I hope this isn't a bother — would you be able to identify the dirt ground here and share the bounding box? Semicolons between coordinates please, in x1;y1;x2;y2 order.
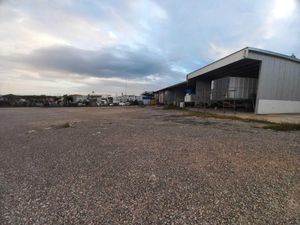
0;107;299;224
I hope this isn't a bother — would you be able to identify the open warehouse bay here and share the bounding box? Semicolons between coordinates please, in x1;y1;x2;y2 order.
0;107;299;224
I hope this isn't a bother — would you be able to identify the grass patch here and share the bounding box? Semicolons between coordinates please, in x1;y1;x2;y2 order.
185;111;273;124
262;123;300;131
162;107;300;131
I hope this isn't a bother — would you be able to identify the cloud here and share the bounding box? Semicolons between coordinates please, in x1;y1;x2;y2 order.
0;0;299;95
207;43;240;60
6;44;183;80
0;44;185;95
259;0;298;40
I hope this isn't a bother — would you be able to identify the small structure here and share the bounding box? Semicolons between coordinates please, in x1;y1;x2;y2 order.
141;91;155;105
208;77;258;111
211;77;257;101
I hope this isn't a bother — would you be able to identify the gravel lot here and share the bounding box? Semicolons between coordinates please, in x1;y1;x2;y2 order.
0;107;299;224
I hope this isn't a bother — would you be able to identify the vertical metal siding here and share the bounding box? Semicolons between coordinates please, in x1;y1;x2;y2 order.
158;91;164;104
211;77;257;100
195;80;211;103
163;89;185;105
248;52;300;101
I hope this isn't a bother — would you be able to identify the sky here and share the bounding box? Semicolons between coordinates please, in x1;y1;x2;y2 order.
0;0;299;96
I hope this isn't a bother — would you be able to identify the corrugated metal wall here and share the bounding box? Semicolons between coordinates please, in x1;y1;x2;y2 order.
211;77;257;101
162;89;185;105
164;90;173;105
158;91;164;104
173;89;185;106
248;52;300;101
211;77;229;101
195;80;211;104
228;77;257;99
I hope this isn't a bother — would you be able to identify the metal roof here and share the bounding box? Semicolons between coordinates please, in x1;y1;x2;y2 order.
187;47;300;80
155;81;187;92
248;47;300;63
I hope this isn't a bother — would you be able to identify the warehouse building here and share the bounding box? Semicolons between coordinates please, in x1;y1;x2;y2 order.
155;81;188;106
188;47;300;114
156;47;300;114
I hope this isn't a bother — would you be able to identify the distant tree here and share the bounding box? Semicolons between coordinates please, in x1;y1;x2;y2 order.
62;95;73;106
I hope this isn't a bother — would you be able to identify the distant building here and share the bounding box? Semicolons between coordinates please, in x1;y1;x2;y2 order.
70;94;88;103
88;94;102;102
114;95;142;103
141;91;156;105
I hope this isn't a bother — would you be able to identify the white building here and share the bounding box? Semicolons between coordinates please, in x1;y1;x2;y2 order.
114;95;142;103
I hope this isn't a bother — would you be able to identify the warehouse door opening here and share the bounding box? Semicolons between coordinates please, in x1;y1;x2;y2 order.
188;59;261;112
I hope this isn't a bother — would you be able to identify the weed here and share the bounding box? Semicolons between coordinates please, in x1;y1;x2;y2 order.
161;107;300;131
54;122;73;129
262;123;300;131
182;111;272;124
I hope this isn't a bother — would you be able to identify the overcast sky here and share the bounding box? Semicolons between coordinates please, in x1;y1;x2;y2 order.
0;0;299;95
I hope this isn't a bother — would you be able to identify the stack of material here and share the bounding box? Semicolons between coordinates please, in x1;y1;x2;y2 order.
211;77;258;101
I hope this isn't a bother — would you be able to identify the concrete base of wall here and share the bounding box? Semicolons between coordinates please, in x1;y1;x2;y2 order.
257;99;300;114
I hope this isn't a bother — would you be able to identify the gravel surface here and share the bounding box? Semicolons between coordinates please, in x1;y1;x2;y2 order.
0;107;299;224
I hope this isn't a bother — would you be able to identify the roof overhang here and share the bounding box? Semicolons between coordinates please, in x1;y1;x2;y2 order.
187;48;248;80
187;47;300;80
155;81;187;92
247;47;300;63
